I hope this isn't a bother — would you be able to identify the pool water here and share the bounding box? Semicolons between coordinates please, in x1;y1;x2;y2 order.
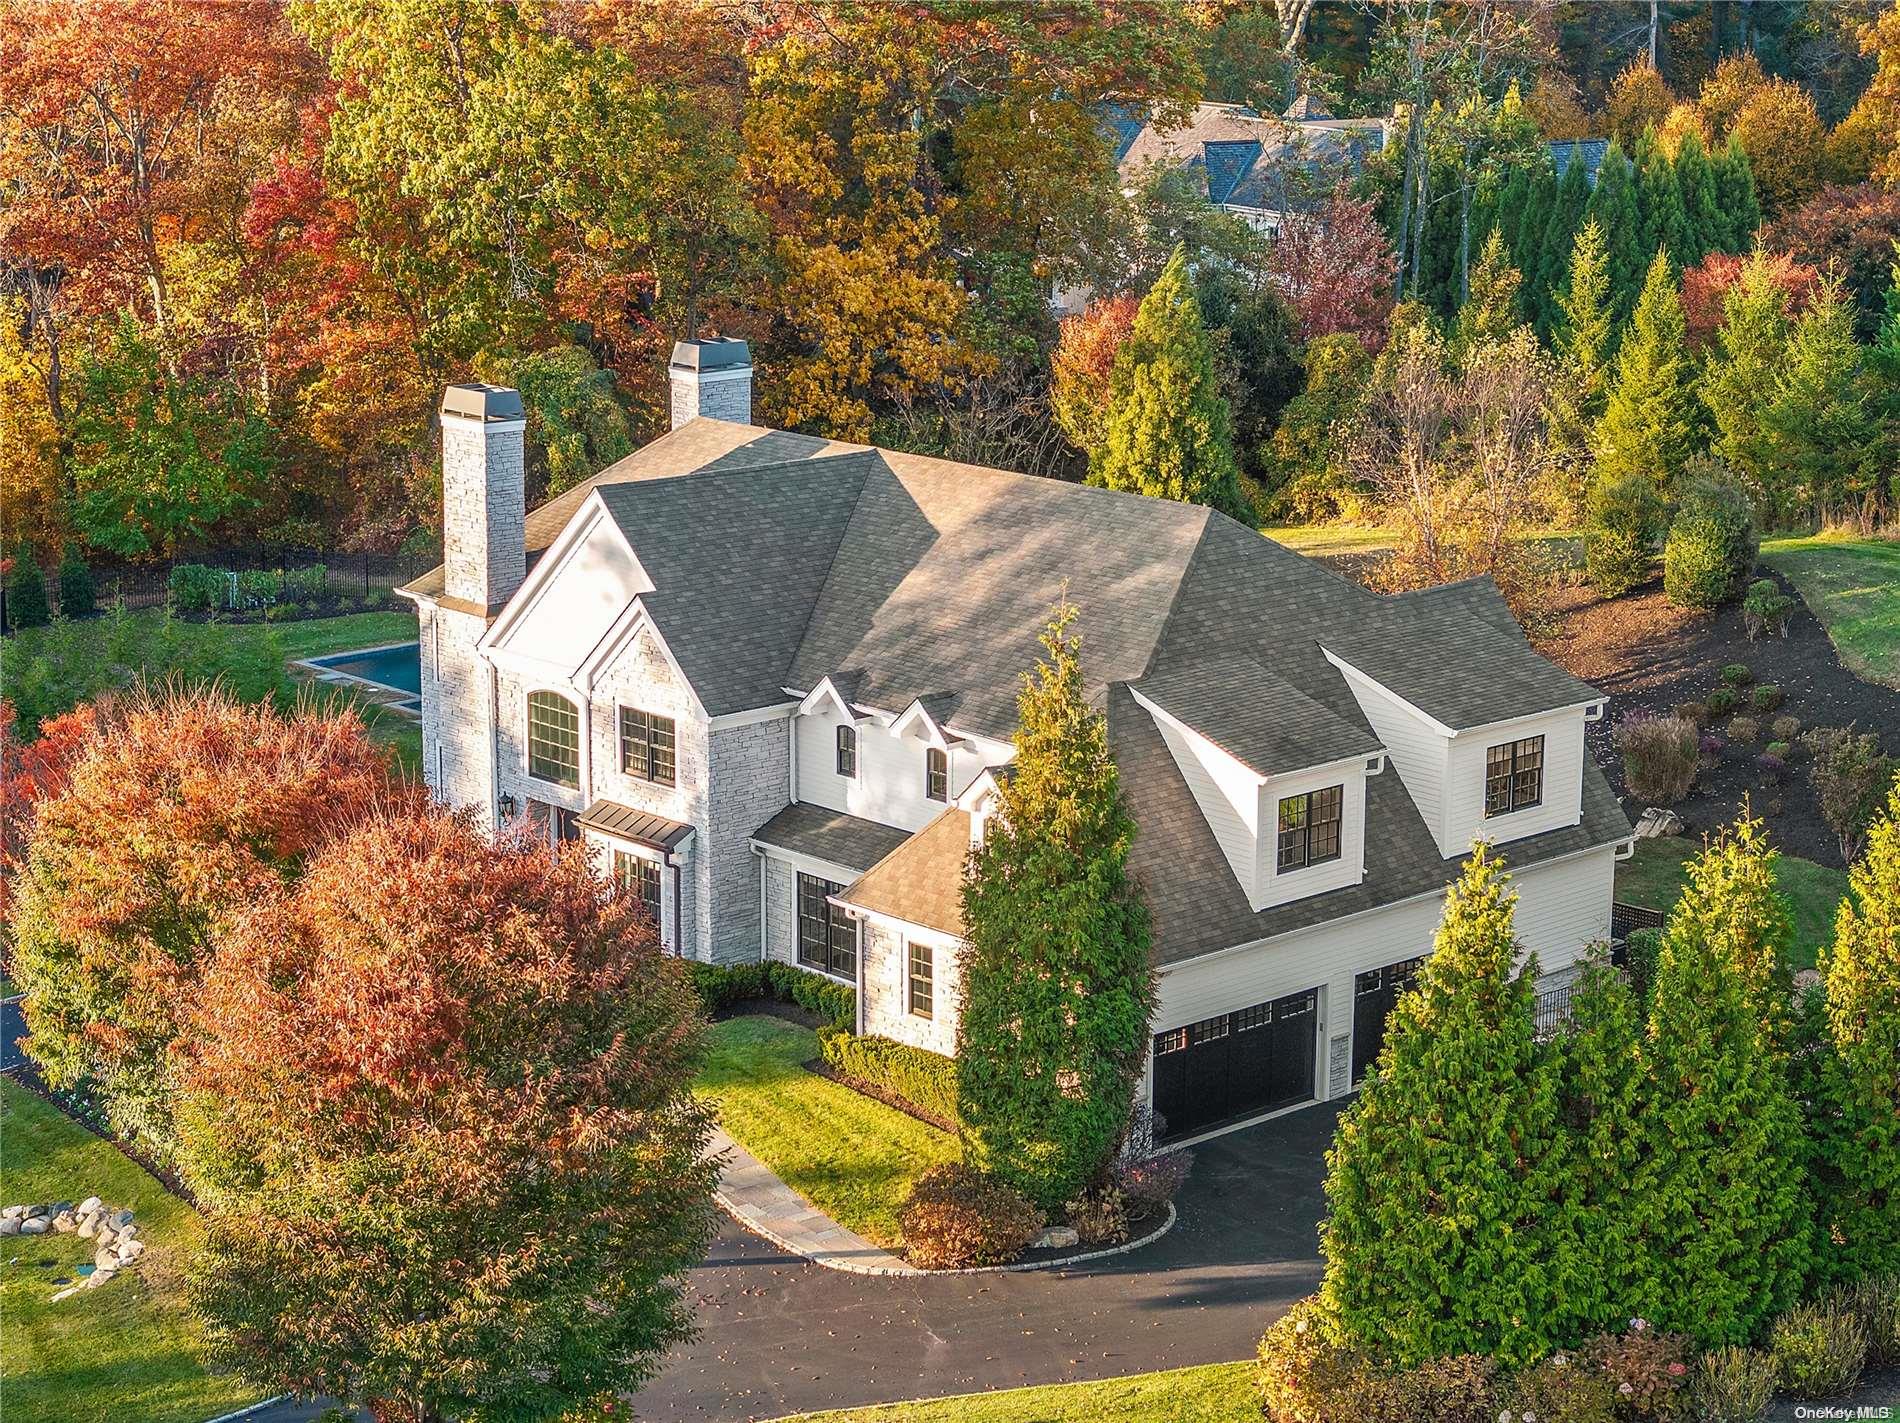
307;642;422;697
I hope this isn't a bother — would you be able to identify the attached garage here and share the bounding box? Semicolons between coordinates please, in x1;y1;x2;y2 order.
1152;987;1318;1142
1350;954;1425;1086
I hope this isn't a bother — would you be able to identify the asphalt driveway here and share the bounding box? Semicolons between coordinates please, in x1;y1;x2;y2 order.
631;1102;1340;1422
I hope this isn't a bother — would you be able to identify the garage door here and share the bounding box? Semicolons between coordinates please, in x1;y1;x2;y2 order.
1351;955;1425;1086
1152;988;1318;1141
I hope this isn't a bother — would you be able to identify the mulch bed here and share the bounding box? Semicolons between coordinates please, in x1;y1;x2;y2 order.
712;996;824;1029
1534;568;1900;867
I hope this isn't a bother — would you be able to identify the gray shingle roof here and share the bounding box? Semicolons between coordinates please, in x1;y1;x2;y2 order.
750;802;913;875
1134;654;1381;777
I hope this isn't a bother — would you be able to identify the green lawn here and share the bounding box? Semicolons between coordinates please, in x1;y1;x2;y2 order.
772;1361;1258;1423
697;1016;959;1249
1261;523;1583;563
1615;837;1850;971
0;1079;260;1423
1761;535;1900;689
254;608;418;661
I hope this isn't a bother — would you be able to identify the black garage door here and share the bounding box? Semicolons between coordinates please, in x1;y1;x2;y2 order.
1351;955;1425;1085
1152;989;1317;1141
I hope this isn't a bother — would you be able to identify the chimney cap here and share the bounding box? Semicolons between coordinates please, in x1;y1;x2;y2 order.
441;383;525;422
669;337;751;373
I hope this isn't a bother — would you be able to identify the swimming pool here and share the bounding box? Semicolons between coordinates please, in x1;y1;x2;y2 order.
302;641;422;710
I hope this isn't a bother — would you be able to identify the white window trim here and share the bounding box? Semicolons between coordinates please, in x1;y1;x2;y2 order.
615;702;680;788
521;683;590;798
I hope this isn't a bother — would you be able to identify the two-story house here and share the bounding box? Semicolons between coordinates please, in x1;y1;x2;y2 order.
401;343;1632;1146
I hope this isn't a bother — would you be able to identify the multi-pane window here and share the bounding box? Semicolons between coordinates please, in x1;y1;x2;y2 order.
796;872;856;978
1276;784;1344;872
620;707;676;786
836;724;858;778
614;850;663;922
925;747;948;802
526;691;580;786
908;940;934;1018
1484;735;1545;817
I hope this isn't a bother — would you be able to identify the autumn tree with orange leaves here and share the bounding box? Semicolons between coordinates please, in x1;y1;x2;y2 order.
10;687;401;1156
178;808;717;1423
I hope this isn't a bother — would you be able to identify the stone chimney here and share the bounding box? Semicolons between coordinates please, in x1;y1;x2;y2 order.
668;337;752;429
440;383;526;613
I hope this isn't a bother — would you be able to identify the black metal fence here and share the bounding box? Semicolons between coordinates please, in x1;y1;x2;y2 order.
1611;900;1667;940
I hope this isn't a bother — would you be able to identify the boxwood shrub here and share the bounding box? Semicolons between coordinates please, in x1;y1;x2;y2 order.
687;959;854;1031
820;1030;960;1127
1663;477;1758;610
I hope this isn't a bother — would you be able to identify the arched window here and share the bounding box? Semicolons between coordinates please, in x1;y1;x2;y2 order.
526;691;580;787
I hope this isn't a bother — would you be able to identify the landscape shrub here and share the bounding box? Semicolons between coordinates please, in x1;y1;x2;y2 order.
1751;684;1784;714
1503;1351;1620;1423
5;551;50;630
1664;478;1758;610
235;569;281;609
1379;1355;1498;1423
1803;727;1898;862
686;961;855;1031
282;565;327;601
1722;663;1756;686
1613;712;1700;803
1624;928;1664;1007
1743;578;1796;639
1829;1276;1900;1368
1765;740;1793;762
1584;474;1667;597
1688;1347;1779;1423
1063;1186;1129;1246
1707;687;1739;716
1110;1148;1193;1209
819;1031;959;1126
1673;700;1709;727
1577;1324;1691;1417
1771;715;1802;743
56;545;94;618
1769;1300;1867;1398
1700;732;1726;764
1757;751;1788;781
898;1163;1043;1269
1728;715;1760;746
167;563;225;611
1257;1299;1383;1423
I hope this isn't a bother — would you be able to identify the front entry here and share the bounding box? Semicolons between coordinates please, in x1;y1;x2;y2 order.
1351;955;1425;1085
1152;988;1318;1142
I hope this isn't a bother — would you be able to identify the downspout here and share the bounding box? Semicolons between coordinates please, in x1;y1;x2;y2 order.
669;851;682;955
854;913;866;1038
486;656;501;829
757;847;768;963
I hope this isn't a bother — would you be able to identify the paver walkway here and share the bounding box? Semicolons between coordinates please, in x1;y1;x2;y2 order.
710;1127;913;1275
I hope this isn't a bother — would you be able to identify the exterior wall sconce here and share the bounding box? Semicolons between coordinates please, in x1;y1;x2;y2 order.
498;793;517;820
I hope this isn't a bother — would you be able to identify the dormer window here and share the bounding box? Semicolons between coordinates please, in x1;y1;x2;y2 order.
925;747;948;802
836;724;858;778
1484;735;1544;817
526;691;580;787
1276;785;1343;872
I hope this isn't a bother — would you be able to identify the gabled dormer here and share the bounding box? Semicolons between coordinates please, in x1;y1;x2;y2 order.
1130;657;1385;911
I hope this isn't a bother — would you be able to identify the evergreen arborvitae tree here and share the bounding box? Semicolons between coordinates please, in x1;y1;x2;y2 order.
1320;847;1576;1368
1762;275;1876;521
1704;250;1793;501
1813;784;1900;1283
1532;149;1592;335
4;547;49;631
1672;129;1721;267
56;544;95;618
1454;227;1523;355
1555;955;1651;1338
1584;141;1646;317
1556;219;1615;424
1688;813;1799;1052
1636;829;1811;1346
1092;244;1250;522
1509;163;1557;288
956;603;1155;1211
1710;136;1762;254
1636;134;1688;276
1493;165;1532;264
1595;249;1699;491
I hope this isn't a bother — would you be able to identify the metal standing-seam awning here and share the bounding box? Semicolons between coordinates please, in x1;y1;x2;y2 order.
576;799;695;952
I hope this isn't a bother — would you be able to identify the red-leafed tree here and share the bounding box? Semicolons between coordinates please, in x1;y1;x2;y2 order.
9;688;402;1156
1680;250;1822;351
1050;292;1140;456
0;700;98;923
1763;183;1900;339
1266;189;1396;351
180;808;718;1422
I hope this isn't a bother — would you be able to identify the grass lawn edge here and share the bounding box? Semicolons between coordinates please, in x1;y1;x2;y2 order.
763;1359;1259;1423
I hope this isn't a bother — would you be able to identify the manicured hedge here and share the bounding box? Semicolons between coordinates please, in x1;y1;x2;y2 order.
688;959;854;1031
819;1030;961;1128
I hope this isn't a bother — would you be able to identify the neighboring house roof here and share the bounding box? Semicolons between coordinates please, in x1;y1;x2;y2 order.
1202;139;1263;204
751;802;914;876
576;799;695;853
1115;100;1384;216
1549;138;1609;187
1134;654;1381;777
837;808;972;938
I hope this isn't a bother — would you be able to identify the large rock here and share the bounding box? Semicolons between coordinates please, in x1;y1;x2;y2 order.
1;1205;24;1219
22;1204;47;1220
51;1211;76;1233
1033;1226;1080;1250
19;1218;49;1236
89;1265;116;1287
94;1247;120;1272
116;1239;144;1263
108;1209;133;1229
76;1218;96;1240
75;1197;101;1216
0;1218;19;1237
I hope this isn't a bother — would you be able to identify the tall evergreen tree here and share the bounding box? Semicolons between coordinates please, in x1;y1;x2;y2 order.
1636;134;1689;279
1710;135;1762;254
1493;165;1533;265
1092;245;1250;521
1454;227;1523;355
1595;249;1698;491
1555;956;1651;1338
957;603;1155;1211
1704;251;1794;505
1550;219;1616;466
1636;828;1811;1346
1320;847;1576;1368
1762;275;1877;520
1584;142;1645;318
1813;784;1900;1283
1508;163;1557;290
1532;150;1592;334
1673;129;1722;266
1687;814;1799;1052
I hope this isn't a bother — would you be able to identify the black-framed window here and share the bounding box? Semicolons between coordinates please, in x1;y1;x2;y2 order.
925;747;948;802
836;724;858;778
526;691;580;787
1277;784;1343;872
620;707;676;786
796;872;856;978
1485;735;1545;817
614;850;663;921
908;940;933;1018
